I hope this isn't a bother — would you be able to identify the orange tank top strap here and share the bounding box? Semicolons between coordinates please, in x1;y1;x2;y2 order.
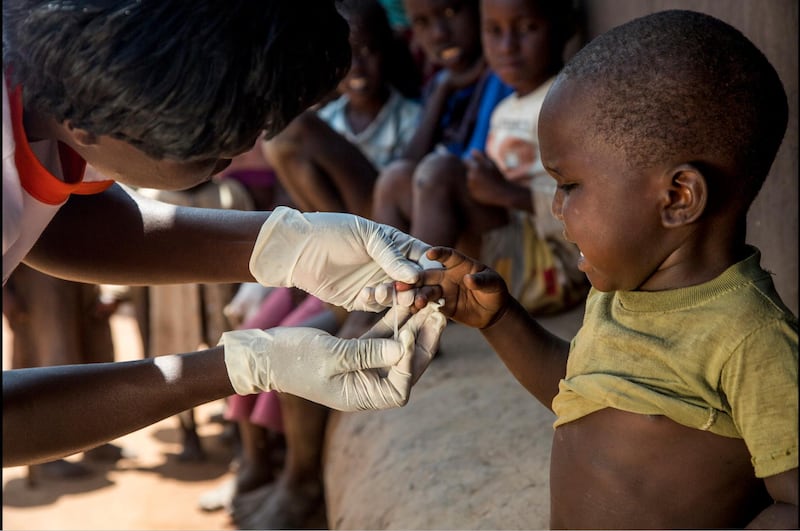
6;79;114;205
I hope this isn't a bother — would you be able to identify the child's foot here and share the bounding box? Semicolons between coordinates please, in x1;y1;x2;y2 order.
201;457;278;512
38;459;93;479
199;478;237;512
83;442;135;462
229;481;275;523
235;475;325;530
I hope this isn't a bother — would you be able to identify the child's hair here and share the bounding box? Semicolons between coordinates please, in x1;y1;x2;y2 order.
2;0;351;160
556;10;787;205
530;0;578;51
336;0;421;99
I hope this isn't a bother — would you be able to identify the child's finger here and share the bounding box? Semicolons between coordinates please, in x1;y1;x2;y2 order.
424;246;458;266
465;270;507;293
413;285;444;309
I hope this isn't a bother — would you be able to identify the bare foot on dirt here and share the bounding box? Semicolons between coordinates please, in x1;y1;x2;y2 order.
233;475;325;530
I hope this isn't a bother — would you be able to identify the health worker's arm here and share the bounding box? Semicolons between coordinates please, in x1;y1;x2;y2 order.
24;185;429;312
24;183;267;285
3;347;232;468
3;302;445;467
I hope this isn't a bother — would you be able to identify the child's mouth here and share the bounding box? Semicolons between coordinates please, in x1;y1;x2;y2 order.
440;47;461;63
348;78;367;91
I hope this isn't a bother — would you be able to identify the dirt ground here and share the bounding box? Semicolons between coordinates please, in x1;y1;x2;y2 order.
2;303;242;531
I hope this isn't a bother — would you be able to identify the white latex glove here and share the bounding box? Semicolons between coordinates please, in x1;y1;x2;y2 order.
363;301;446;385
249;206;430;312
224;283;272;328
221;314;438;411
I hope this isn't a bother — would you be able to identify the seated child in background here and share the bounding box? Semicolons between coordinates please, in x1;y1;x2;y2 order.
263;0;422;219
338;0;513;339
375;0;512;177
417;9;797;529
374;0;587;316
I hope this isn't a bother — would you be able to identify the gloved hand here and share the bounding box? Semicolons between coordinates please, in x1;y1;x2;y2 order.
249;206;430;312
220;305;444;411
363;301;446;385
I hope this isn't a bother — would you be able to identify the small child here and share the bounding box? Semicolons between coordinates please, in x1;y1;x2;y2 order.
371;0;514;227
263;0;423;219
418;10;797;529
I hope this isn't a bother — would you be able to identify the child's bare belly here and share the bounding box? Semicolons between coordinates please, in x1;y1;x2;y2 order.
549;407;771;529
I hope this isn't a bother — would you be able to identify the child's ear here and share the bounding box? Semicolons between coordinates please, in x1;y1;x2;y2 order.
63;120;97;147
660;163;707;228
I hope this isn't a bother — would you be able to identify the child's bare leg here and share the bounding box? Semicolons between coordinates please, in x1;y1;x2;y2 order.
233;395;330;529
234;421;281;492
263;112;377;218
372;159;415;230
177;408;205;462
411;152;508;258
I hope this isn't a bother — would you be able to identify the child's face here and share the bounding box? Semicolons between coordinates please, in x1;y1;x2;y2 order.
404;0;482;73
480;0;560;95
538;80;673;292
338;25;387;108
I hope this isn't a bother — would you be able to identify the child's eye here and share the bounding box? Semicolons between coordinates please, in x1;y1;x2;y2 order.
482;23;501;37
443;7;456;18
519;21;539;34
411;16;430;30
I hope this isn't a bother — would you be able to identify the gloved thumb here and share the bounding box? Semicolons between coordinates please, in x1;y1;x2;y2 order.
336;336;405;372
363;223;428;285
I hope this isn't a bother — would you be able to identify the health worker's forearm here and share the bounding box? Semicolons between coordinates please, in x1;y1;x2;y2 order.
2;347;234;468
24;183;270;285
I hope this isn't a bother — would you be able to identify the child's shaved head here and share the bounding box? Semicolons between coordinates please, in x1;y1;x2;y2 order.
552;10;787;204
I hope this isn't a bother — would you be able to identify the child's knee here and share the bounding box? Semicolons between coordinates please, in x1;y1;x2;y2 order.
375;160;415;199
413;152;464;190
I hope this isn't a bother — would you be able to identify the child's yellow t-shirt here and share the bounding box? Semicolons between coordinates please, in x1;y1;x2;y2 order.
552;248;798;478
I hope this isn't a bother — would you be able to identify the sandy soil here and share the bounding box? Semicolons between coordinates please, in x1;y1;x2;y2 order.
2;304;241;531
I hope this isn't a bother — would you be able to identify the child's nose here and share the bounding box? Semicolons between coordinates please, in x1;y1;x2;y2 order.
430;17;451;41
499;31;517;53
551;191;564;220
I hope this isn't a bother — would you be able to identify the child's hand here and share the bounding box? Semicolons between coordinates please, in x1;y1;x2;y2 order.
465;149;508;205
416;246;511;329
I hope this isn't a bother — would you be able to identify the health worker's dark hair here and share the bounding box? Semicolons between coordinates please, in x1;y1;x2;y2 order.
3;0;351;160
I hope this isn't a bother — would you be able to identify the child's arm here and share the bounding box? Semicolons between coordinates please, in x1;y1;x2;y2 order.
419;246;571;409
402;58;487;163
465;149;534;212
749;468;798;528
